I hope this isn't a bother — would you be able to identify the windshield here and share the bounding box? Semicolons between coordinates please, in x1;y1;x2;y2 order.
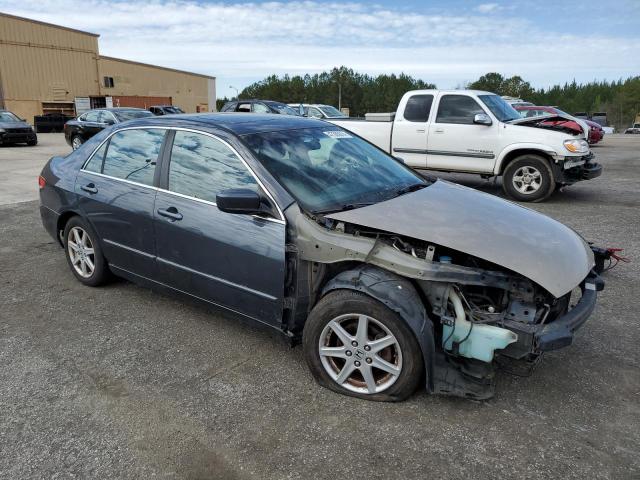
551;108;571;117
0;112;21;122
113;110;155;121
242;127;427;213
163;106;184;114
267;103;299;116
319;105;347;118
478;95;521;122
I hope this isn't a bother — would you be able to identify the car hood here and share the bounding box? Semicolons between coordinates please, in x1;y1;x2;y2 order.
327;180;594;297
0;121;32;130
509;114;588;138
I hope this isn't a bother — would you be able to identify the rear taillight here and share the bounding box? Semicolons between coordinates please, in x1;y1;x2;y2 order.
38;175;46;189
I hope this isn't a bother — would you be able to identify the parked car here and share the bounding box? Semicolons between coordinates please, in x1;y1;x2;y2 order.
328;90;602;202
149;105;185;115
514;105;603;144
288;103;348;119
625;123;640;134
64;108;155;150
0;109;38;146
220;99;299;115
39;113;606;401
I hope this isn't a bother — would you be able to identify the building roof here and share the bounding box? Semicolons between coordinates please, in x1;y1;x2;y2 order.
99;55;215;80
0;12;99;37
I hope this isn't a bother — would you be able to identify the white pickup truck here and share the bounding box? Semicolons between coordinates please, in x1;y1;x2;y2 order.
328;90;602;202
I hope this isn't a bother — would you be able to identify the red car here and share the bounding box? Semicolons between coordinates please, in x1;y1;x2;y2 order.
514;106;603;144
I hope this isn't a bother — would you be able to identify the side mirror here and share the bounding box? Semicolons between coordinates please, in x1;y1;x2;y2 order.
216;188;263;215
473;113;492;126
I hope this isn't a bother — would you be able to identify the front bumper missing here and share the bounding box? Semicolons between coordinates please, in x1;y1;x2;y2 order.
535;272;604;351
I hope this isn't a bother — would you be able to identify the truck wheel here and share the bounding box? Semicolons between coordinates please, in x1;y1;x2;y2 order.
303;290;423;402
502;154;555;202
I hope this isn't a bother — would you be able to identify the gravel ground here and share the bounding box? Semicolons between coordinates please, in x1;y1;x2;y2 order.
0;134;638;479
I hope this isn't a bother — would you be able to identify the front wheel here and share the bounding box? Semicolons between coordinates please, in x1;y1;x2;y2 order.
502;154;555;202
27;139;37;146
303;290;423;402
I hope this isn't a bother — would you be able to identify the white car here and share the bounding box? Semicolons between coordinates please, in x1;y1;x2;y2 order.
328;90;602;202
288;103;348;119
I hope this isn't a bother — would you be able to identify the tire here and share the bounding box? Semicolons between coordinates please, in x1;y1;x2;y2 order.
27;139;37;146
71;135;83;150
303;289;424;402
502;154;555;202
63;216;109;287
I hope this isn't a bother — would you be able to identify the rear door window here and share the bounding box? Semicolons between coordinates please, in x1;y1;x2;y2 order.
436;95;486;124
102;129;165;185
403;95;434;122
252;103;271;113
168;131;258;203
84;141;108;173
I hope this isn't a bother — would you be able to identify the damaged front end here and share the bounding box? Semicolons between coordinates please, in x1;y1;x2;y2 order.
287;184;605;399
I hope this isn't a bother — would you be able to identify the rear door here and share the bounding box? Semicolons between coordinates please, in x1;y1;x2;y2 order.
75;127;167;278
390;94;433;168
153;129;286;325
426;94;497;173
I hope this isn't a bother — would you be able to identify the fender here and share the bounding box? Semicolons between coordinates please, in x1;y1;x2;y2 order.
494;142;560;175
322;265;436;392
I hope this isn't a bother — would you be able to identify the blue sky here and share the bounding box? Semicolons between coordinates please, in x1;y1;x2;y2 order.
1;0;638;99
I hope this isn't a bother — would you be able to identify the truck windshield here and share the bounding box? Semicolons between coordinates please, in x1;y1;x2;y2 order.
478;95;521;123
319;105;347;118
242;127;427;214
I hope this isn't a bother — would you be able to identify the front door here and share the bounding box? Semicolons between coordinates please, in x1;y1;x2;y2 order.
75;127;166;278
427;94;497;173
390;94;433;168
154;129;286;326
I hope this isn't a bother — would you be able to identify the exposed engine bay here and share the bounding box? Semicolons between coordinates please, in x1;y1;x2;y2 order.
284;200;606;399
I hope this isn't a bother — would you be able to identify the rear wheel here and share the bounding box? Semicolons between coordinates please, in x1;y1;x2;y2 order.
303;290;423;402
71;135;83;150
502;154;555;202
63;217;109;286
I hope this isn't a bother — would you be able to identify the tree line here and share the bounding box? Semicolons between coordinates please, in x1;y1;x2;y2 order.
218;67;640;130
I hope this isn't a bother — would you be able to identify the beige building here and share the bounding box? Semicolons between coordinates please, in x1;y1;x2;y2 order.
0;12;215;123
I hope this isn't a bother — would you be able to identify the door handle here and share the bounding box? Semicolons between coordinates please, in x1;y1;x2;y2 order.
434;128;444;134
416;129;426;133
157;207;183;221
81;183;98;194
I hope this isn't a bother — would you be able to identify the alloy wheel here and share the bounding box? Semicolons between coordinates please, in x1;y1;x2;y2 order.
512;165;542;194
72;137;82;150
319;313;403;394
67;226;95;278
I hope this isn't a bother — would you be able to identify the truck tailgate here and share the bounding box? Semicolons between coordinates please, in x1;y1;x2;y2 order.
327;119;393;153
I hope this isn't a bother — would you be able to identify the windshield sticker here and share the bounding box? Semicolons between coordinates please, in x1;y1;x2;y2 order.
324;130;352;139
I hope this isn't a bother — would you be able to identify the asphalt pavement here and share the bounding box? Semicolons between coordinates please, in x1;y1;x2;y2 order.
0;134;638;479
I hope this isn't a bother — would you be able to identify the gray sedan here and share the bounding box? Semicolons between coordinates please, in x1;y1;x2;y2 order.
38;113;605;401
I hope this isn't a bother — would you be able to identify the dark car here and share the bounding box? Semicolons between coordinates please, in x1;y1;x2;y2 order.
39;113;606;402
220;99;299;115
149;105;185;115
64;108;154;150
0;110;38;146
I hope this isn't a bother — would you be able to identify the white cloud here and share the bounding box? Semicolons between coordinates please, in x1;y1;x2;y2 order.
0;0;636;97
476;3;500;14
